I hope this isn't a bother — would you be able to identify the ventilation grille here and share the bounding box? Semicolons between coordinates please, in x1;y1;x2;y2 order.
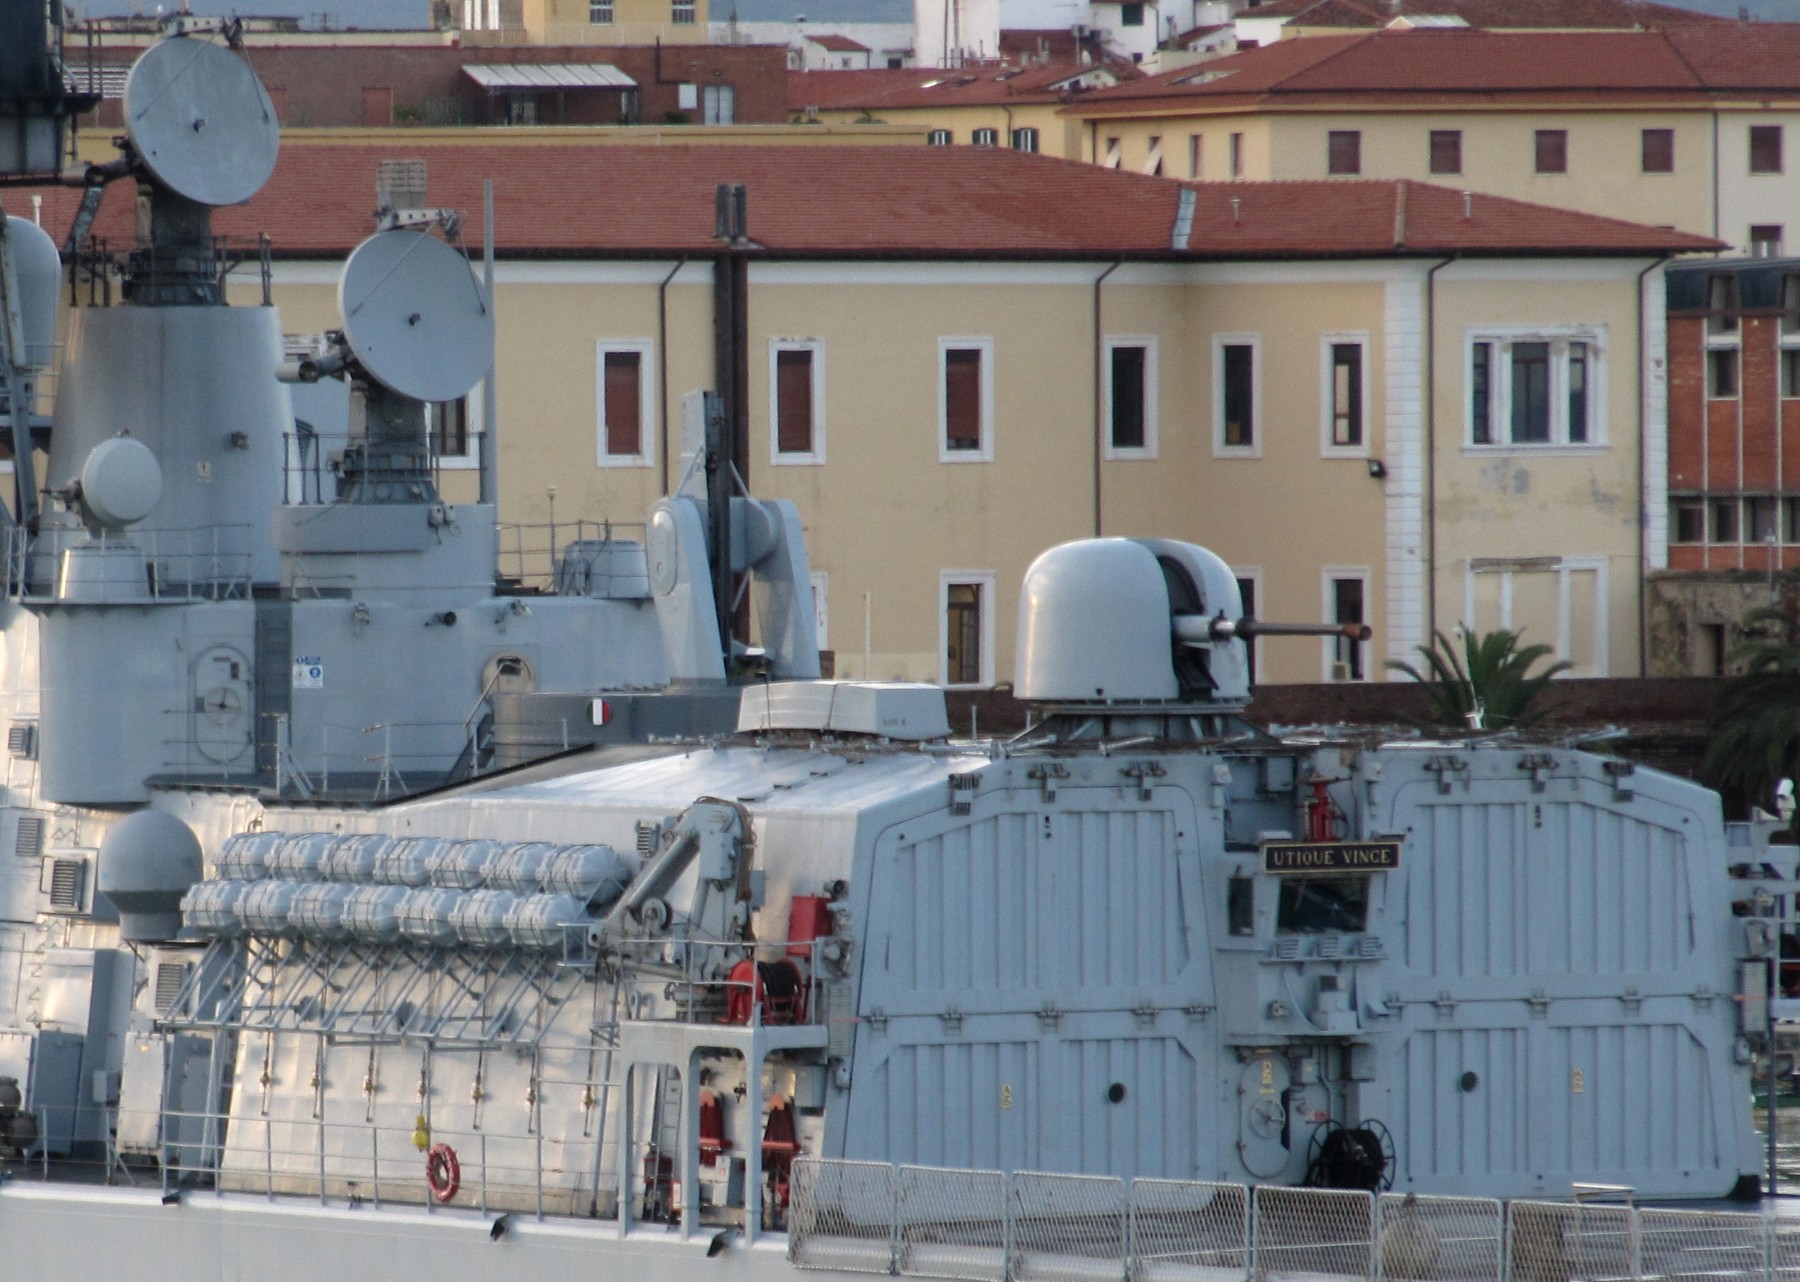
7;722;36;759
154;961;191;1015
635;820;662;857
377;158;428;211
46;857;85;913
15;814;43;859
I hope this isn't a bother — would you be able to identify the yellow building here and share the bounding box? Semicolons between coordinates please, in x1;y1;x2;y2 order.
1067;26;1800;255
788;63;1124;160
22;143;1713;688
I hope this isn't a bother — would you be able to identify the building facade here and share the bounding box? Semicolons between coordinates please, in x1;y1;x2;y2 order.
14;145;1709;688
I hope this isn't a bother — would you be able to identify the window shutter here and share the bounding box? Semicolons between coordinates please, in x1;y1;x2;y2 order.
604;352;642;457
944;349;982;450
776;350;814;454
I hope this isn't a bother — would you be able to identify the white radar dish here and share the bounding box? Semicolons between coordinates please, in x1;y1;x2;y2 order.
338;230;494;404
124;37;279;207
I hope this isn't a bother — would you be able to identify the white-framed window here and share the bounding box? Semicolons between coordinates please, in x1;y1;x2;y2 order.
938;337;994;463
1465;327;1604;449
588;0;612;20
1104;335;1157;459
671;0;696;20
940;570;996;688
769;339;825;465
1102;136;1122;169
429;384;482;470
928;128;953;146
1321;568;1369;682
1463;556;1607;678
1212;332;1260;457
702;84;735;125
1319;334;1369;456
1188;133;1202;178
810;571;829;651
1010;127;1038;152
1232;566;1262;686
1228;131;1243;178
595;340;655;468
971;127;999;147
1141;135;1164;176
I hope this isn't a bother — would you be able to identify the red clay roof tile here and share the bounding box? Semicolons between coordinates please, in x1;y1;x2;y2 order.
3;143;1718;260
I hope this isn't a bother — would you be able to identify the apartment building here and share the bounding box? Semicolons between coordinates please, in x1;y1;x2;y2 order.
791;63;1126;156
1230;0;1723;47
1651;257;1800;674
1064;25;1800;255
15;145;1710;687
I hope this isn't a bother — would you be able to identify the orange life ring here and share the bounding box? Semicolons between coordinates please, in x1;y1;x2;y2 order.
425;1142;461;1203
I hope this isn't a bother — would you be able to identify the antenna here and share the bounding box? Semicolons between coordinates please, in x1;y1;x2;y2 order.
338;230;493;405
124;36;278;208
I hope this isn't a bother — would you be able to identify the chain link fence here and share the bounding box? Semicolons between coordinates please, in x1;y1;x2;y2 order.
792;1158;1791;1282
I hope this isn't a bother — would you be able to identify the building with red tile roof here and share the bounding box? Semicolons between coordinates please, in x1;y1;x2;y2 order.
4;140;1715;683
1062;26;1800;255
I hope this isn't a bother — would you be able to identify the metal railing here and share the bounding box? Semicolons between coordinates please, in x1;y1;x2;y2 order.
789;1158;1783;1282
3;523;254;601
496;519;646;595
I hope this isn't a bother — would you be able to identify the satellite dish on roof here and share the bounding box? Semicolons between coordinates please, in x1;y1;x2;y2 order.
124;36;279;207
338;229;494;404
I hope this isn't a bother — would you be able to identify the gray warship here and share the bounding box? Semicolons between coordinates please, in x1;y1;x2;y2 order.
0;10;1795;1282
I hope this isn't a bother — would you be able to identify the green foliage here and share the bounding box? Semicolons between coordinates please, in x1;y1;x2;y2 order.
1385;628;1571;730
1702;605;1800;809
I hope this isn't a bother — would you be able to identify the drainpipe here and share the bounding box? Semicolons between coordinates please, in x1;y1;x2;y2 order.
1092;259;1122;538
480;180;498;508
1424;255;1454;642
1711;111;1721;248
1635;254;1667;678
657;256;686;497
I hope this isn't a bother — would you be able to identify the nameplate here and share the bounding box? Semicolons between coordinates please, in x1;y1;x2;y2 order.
1261;840;1401;874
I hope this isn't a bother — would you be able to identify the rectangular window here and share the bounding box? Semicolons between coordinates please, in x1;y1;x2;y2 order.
1534;129;1567;174
1785;496;1800;542
1010;126;1038;152
1708;347;1740;399
1783;348;1800;398
1143;135;1163;176
1671;497;1704;543
1325;338;1365;450
1325;572;1367;681
1752;124;1783;174
701;84;734;125
1467;332;1603;448
588;0;613;19
1328;129;1360;176
1105;338;1156;456
1234;572;1260;686
1785;275;1800;336
1121;1;1145;23
1429;129;1461;175
1229;132;1243;178
1188;133;1202;178
972;126;998;147
1103;136;1122;169
941;573;995;687
430;393;480;468
771;343;823;463
671;0;695;20
1216;336;1258;454
1707;273;1740;335
939;339;993;461
1641;127;1674;173
928;128;952;146
1749;495;1780;543
1752;224;1785;257
1711;498;1740;543
596;342;653;467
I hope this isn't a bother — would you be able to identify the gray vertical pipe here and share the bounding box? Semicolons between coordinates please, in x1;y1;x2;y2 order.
480;180;498;508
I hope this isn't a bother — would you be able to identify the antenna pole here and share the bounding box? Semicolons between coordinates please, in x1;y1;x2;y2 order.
480;179;498;508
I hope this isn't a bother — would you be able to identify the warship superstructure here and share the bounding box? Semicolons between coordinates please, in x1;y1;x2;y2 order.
0;13;1791;1282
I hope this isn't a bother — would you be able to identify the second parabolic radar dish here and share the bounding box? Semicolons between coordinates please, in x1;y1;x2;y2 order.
124;36;279;207
339;230;495;405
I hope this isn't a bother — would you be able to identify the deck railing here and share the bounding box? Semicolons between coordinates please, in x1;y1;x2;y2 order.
789;1158;1784;1282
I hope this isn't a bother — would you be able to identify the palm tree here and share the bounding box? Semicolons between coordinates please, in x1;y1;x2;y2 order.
1386;628;1570;731
1702;605;1800;811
